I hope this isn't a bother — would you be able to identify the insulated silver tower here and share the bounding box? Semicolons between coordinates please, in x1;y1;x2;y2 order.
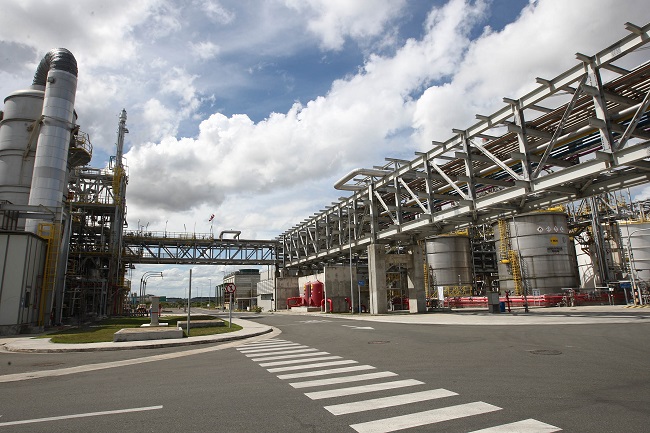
25;48;78;233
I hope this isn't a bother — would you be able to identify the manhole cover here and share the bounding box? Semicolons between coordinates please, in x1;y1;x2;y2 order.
529;349;562;356
32;362;64;367
368;341;390;345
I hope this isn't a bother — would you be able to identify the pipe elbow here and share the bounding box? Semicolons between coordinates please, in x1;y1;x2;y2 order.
33;48;78;86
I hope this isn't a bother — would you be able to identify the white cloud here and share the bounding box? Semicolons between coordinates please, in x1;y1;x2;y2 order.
199;0;236;24
412;0;650;147
189;40;221;60
284;0;408;50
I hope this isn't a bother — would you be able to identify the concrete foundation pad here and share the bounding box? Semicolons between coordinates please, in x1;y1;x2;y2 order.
290;306;322;312
113;327;183;342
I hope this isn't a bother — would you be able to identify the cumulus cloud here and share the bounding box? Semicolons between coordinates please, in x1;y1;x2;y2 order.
284;0;408;50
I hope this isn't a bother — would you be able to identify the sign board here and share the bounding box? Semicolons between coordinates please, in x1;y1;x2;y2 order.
358;280;365;286
225;283;237;294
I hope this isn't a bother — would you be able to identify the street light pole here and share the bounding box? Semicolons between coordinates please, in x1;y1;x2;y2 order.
139;271;163;303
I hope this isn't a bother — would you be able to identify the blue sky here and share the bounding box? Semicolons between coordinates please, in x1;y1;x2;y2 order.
1;0;649;298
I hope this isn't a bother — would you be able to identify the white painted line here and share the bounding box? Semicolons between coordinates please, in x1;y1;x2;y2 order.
244;348;317;357
277;365;376;380
239;340;292;346
267;360;357;372
468;418;562;432
305;379;424;400
259;355;342;367
290;371;398;389
250;351;330;362
241;338;288;345
325;388;458;415
238;344;305;353
0;339;252;383
350;401;501;433
238;342;293;349
0;405;163;427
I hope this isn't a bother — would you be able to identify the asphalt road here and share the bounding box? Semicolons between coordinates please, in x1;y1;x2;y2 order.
1;312;648;432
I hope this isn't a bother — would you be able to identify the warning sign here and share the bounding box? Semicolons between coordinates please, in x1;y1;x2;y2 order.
550;236;559;245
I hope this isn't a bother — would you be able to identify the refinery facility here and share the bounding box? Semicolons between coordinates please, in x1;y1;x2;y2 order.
1;23;650;334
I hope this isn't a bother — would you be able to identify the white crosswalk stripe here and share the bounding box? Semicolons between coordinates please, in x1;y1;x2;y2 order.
305;379;424;400
244;348;318;357
237;342;296;349
277;365;376;380
266;359;357;372
289;371;398;389
468;418;562;432
238;339;561;432
324;388;458;415
238;344;305;353
251;351;330;362
349;401;502;433
259;355;342;367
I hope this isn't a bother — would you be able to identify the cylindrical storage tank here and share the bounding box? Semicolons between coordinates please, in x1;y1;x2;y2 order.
310;281;324;307
494;212;579;295
0;86;45;207
426;234;473;294
619;222;650;286
302;281;311;306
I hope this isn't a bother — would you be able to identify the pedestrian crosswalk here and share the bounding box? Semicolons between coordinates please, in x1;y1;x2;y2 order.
236;338;561;432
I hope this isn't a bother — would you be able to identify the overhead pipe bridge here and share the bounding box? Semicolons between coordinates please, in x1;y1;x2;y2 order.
278;22;650;269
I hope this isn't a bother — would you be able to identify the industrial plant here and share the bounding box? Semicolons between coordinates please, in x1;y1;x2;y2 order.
1;23;649;334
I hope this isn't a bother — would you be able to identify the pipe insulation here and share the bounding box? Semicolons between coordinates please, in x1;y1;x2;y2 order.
25;48;78;233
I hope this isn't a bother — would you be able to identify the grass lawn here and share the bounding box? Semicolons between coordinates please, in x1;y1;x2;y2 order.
42;315;242;344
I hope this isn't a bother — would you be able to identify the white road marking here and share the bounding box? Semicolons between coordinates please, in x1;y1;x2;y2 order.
468;418;562;432
258;355;342;367
267;359;357;372
350;401;502;433
341;325;374;330
324;388;458;415
237;344;305;353
0;405;163;427
244;348;317;357
237;341;292;348
305;379;424;400
251;351;329;362
0;339;250;383
277;365;376;380
289;371;398;389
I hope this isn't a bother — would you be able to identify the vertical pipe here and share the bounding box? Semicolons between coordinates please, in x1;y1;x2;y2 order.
26;49;78;233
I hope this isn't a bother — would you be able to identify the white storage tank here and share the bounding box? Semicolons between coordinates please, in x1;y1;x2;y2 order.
619;222;650;287
494;212;579;295
426;234;473;293
0;86;45;207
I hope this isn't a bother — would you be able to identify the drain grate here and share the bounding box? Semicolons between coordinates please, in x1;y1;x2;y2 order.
368;341;390;345
528;349;562;356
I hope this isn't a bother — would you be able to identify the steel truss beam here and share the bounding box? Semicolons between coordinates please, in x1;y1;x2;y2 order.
279;22;650;268
123;232;278;265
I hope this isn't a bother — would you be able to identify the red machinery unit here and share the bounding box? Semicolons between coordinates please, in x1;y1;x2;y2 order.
310;281;324;307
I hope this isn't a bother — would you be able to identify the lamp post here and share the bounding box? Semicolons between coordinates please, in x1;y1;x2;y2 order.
626;226;650;305
139;271;163;303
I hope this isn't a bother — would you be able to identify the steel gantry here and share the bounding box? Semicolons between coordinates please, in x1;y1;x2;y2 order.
122;230;278;265
279;22;650;269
